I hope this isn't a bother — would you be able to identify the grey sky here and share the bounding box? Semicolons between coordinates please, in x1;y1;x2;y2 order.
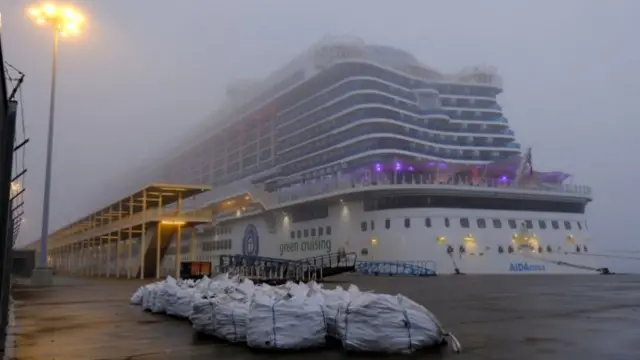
2;0;638;249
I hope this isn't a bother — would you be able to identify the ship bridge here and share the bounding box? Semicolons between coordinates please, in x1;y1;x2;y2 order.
25;183;212;280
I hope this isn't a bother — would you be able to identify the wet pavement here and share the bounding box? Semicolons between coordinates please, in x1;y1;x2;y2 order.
4;274;640;360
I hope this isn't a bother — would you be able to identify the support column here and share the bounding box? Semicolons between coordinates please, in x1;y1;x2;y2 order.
175;225;182;279
106;236;111;278
156;195;163;279
127;196;133;279
140;190;147;280
175;193;182;279
100;236;105;277
116;201;122;278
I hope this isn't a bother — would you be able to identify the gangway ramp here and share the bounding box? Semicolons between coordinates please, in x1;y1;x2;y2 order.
217;252;357;283
23;183;212;280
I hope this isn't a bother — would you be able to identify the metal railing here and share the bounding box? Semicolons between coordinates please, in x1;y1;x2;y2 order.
276;173;592;205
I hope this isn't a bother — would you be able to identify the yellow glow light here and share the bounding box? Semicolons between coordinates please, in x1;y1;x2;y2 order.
370;238;378;246
26;3;86;37
161;220;186;226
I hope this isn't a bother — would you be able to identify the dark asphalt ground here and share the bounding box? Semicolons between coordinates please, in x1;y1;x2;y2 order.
3;274;640;360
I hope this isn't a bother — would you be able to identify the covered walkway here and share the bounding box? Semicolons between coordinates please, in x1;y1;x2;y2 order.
24;183;212;280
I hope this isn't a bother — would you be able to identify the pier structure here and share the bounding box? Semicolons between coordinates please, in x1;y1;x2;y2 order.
24;183;212;280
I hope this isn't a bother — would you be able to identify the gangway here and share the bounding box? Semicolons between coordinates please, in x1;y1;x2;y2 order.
217;252;357;283
24;183;212;280
354;260;437;276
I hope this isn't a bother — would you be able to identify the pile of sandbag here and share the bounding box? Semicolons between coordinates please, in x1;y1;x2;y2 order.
334;292;460;354
246;286;327;350
190;297;217;335
130;286;145;305
129;274;461;354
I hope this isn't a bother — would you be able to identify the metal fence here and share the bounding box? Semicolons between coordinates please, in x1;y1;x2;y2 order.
0;31;26;352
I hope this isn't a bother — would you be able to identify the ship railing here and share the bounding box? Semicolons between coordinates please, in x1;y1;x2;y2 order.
276;174;592;205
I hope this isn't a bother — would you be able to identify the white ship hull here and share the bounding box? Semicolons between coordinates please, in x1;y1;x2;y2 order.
161;201;629;275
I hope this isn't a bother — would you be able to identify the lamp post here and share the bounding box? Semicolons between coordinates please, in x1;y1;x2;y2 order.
26;3;85;270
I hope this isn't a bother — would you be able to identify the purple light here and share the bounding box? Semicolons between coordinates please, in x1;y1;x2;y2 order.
395;162;402;171
426;162;436;167
374;163;382;172
439;163;448;169
499;175;508;182
408;166;415;171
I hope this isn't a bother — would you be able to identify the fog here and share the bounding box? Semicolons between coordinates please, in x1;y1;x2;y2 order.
1;0;638;251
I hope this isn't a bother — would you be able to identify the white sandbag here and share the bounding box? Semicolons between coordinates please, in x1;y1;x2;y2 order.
247;290;326;350
190;297;216;335
150;276;177;313
166;288;199;318
335;293;461;354
315;284;362;338
142;283;161;311
212;294;250;343
130;286;145;305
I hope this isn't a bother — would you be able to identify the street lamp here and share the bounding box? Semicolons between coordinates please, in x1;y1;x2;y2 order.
26;3;86;270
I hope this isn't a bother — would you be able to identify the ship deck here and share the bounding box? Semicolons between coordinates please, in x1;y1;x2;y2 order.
5;274;640;360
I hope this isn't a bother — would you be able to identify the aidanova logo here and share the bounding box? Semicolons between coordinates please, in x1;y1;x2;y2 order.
509;262;546;272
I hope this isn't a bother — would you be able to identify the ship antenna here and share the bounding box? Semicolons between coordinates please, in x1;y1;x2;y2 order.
512;147;532;187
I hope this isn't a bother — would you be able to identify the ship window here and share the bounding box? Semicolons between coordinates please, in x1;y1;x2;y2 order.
370;220;375;231
311;228;316;237
525;220;533;229
460;218;470;228
303;229;309;237
546;245;552;253
318;227;324;236
577;221;582;231
444;218;450;228
459;245;465;254
404;218;411;228
538;220;547;229
498;245;504;254
551;221;560;230
425;218;432;228
564;221;572;230
477;218;486;229
508;245;514;253
575;245;581;253
583;245;588;252
492;219;502;228
326;226;332;235
507;219;517;229
360;221;368;232
385;219;391;229
290;231;295;239
297;230;301;238
538;246;543;253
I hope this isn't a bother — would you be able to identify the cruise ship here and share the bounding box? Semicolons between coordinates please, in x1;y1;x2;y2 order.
141;37;615;275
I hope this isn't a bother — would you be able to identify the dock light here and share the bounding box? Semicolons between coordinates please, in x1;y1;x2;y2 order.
27;3;88;270
161;220;186;226
27;3;86;37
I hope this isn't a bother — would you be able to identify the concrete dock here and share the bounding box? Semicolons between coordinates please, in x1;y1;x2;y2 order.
4;274;640;360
